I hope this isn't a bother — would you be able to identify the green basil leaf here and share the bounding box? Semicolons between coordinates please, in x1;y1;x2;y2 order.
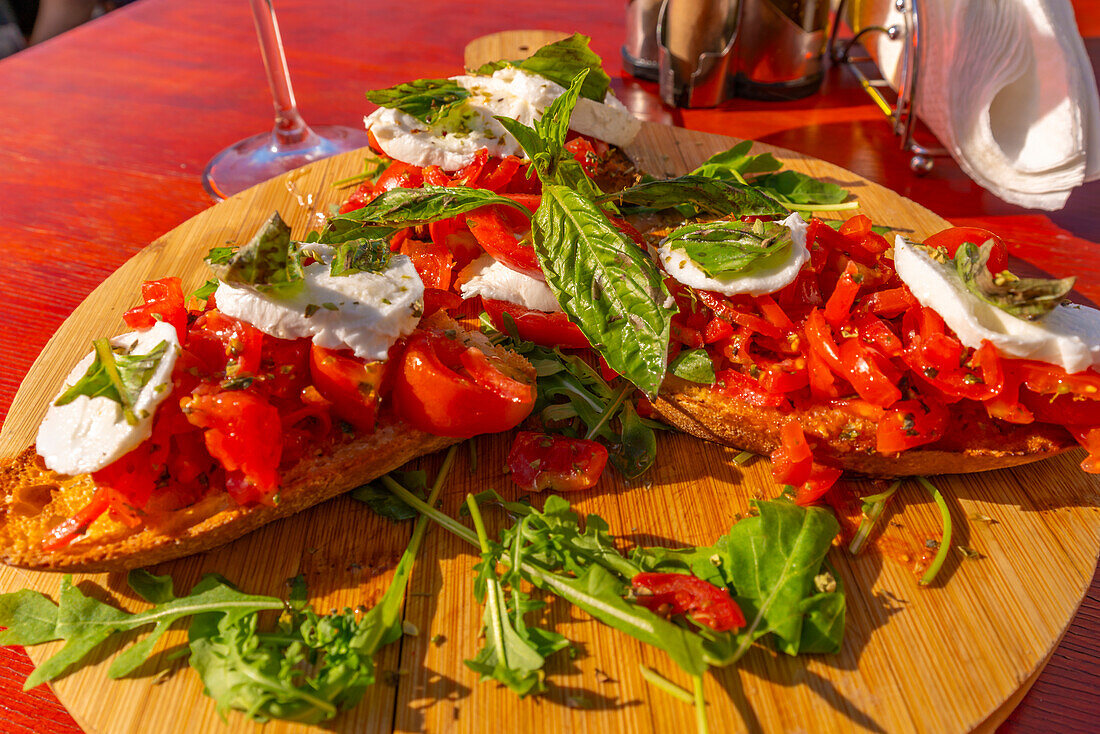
754;170;849;206
351;470;428;522
821;219;892;236
327;186;531;228
207;212;304;296
691;140;783;180
54;339;169;426
609;400;657;479
665;219;793;278
533;184;674;396
204;246;234;265
669;349;716;384
364;78;470;127
191;279;219;301
955;240;1075;321
473;33;610;103
328;238;391;277
601;175;785;218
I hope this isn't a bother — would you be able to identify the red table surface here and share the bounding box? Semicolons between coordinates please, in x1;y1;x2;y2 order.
0;0;1097;731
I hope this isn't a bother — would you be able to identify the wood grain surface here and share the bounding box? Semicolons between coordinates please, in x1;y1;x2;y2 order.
1;120;1098;734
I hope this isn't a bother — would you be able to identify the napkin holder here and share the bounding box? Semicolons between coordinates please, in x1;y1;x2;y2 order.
827;0;947;173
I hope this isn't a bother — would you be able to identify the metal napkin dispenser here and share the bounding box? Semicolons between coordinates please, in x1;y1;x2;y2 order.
625;0;828;107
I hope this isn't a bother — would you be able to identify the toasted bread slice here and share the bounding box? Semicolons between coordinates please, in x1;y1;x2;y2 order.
653;375;1075;477
0;315;533;571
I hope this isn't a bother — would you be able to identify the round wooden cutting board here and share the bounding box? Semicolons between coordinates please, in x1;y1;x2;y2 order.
1;119;1099;734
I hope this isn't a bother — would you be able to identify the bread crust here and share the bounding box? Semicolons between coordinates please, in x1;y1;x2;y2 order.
0;316;533;572
653;375;1075;477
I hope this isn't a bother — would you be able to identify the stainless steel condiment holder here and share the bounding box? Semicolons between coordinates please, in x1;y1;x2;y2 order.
826;0;947;174
656;0;740;108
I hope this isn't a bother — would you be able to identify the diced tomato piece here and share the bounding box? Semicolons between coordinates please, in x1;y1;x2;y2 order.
479;155;528;192
41;488;111;551
771;421;813;486
309;344;386;433
421;165;450;186
338;181;377;213
876;399;948;454
714;368;790;409
924;226;1008;274
422;288;463;317
183;388;282;503
759;360;809;393
838;338;902;407
756;295;794;330
861;287;917;317
124;277;188;343
466;206;542;280
400;238;455;290
793;463;843;505
374;159;423;192
855;313;903;357
1068;427;1100;473
450;148;488;187
187;310;265;376
824;261;862;328
482;298;589;349
631;572;745;631
393;327;536;437
506;431;609;492
703;317;736;344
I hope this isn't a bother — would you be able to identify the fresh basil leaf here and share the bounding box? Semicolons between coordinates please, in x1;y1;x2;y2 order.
955;240;1074;321
601;175;786;218
328;238;391;277
669;349;716;384
665;219;793;278
472;33;610;103
316;220;396;246
327;186;531;228
204;246;234;265
54;339;169;426
754;170;849;207
207;212;304;296
533;184;674;396
691;140;783;181
609;400;657;480
191;279;219;301
364;78;470;127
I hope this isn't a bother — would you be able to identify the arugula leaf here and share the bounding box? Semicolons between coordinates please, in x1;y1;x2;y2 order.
207;212;304;296
533;184;674;396
364;78;471;127
471;33;611;103
331;153;391;189
669;349;716;384
327;185;530;228
464;498;569;696
54;338;169;425
954;240;1075;321
664;219;793;278
611;400;659;479
602;175;786;219
327;238;391;277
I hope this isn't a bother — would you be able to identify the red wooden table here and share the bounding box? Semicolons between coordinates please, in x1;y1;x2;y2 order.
0;0;1097;731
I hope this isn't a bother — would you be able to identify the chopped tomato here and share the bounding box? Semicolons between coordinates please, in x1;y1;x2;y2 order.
400;238;454;290
187;309;264;376
824;261;862;328
183;388;282;503
482;297;589;349
450;148;488;187
794;463;843;505
374;159;424;193
309;344;386;433
478;155;528;192
861;287;918;317
422;288;463;316
1068;427;1100;473
393;328;535;437
771;421;813;486
838;338;901;407
41;488;111;551
876;399;948;454
714;368;790;409
338;181;377;213
124;277;188;342
506;431;608;492
631;572;745;631
923;226;1008;274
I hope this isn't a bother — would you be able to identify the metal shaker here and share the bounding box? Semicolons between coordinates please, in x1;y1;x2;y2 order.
734;0;829;100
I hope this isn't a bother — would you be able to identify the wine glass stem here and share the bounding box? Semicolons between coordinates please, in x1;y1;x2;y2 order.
249;0;310;146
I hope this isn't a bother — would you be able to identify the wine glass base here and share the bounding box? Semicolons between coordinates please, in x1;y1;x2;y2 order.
202;124;373;201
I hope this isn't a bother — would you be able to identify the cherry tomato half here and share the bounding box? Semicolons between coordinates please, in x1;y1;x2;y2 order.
923;227;1008;274
482;298;590;349
506;431;609;492
393;328;536;437
466;206;542;280
309;344;387;433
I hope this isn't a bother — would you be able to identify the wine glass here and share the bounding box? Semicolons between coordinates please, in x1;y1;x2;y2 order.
202;0;372;200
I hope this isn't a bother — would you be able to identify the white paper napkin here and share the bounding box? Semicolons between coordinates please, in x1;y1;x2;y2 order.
854;0;1099;210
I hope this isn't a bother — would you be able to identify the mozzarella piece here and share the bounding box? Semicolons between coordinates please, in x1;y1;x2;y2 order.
657;213;810;297
460;254;561;312
365;67;641;171
37;321;181;476
215;247;424;362
894;236;1100;373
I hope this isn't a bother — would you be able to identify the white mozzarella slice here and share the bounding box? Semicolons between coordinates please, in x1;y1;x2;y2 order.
364;67;641;171
894;236;1100;373
657;212;810;296
37;321;181;476
214;248;424;362
460;254;561;312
